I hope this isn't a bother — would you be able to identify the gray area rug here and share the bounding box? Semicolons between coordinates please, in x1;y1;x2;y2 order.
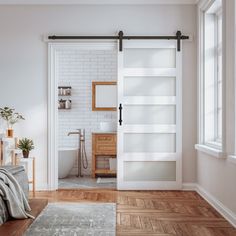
24;203;116;236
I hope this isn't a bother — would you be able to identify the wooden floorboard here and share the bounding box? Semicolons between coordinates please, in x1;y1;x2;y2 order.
0;199;48;236
31;190;236;236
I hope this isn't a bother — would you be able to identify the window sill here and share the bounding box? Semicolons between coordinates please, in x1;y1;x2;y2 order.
195;144;226;159
228;155;236;165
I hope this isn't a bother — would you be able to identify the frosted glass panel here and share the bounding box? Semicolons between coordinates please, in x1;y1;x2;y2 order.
124;77;176;96
124;48;176;68
123;105;176;124
124;133;176;153
124;161;176;181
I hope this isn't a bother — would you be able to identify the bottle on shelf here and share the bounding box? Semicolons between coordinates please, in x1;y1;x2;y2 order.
65;99;71;109
59;88;63;96
59;99;65;109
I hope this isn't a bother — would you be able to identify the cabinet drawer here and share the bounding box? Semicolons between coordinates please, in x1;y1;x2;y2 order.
94;134;117;154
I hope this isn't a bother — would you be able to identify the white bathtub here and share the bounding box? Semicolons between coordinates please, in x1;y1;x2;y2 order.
58;147;77;179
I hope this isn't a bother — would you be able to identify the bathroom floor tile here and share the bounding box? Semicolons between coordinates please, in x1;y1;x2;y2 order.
58;176;116;189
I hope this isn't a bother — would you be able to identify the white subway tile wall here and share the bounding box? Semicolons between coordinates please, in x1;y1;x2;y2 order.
58;49;117;176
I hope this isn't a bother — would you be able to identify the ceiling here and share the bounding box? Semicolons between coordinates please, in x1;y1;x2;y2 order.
0;0;199;5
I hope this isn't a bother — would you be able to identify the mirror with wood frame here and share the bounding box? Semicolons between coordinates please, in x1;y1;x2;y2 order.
92;81;117;111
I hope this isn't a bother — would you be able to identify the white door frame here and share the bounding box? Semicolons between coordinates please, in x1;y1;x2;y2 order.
47;42;116;190
48;43;59;190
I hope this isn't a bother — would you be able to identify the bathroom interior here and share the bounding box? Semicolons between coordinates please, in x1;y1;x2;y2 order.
57;47;117;189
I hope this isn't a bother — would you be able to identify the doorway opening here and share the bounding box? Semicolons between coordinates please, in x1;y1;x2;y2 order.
48;42;118;190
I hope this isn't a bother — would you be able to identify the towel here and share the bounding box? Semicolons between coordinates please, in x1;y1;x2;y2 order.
0;168;34;220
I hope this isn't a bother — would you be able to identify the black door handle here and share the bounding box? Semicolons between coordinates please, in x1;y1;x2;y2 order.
119;103;123;126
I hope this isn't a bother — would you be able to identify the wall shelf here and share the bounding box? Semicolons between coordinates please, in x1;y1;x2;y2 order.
58;86;72;109
58;108;71;110
58;86;72;96
58;99;72;109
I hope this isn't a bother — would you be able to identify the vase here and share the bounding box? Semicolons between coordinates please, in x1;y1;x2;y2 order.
7;129;14;138
22;150;29;158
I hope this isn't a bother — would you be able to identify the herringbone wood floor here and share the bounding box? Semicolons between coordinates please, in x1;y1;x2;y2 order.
32;190;236;236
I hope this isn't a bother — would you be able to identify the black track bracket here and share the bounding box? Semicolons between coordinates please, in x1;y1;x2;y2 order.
118;31;124;52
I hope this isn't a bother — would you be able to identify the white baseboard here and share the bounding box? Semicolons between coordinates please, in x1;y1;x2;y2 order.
35;183;48;191
195;184;236;228
182;182;236;227
182;182;197;190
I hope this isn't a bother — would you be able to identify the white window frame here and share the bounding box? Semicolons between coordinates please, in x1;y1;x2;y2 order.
195;0;226;158
205;8;222;148
215;9;222;143
228;0;236;165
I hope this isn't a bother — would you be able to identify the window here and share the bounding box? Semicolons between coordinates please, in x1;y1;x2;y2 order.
203;0;223;149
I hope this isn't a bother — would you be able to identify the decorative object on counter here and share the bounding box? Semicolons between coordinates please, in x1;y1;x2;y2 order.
58;86;72;96
18;138;34;158
0;107;25;138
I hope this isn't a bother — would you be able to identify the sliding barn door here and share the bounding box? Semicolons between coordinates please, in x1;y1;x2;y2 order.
117;40;182;190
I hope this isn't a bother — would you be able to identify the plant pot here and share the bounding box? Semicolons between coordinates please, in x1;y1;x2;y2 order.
7;129;14;138
22;150;29;158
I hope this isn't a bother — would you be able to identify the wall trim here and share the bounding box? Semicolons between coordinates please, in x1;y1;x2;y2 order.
0;0;199;5
182;183;236;227
182;182;197;190
195;144;226;158
196;184;236;228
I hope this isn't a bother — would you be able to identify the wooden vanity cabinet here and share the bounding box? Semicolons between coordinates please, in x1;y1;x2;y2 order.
92;133;117;178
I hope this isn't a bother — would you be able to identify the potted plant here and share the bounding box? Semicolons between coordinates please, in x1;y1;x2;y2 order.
0;107;25;137
18;138;34;158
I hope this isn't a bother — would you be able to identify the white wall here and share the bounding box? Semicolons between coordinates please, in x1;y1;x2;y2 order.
196;0;236;218
58;49;117;176
0;4;197;189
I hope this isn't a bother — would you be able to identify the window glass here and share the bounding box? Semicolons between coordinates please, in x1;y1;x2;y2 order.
203;0;222;148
